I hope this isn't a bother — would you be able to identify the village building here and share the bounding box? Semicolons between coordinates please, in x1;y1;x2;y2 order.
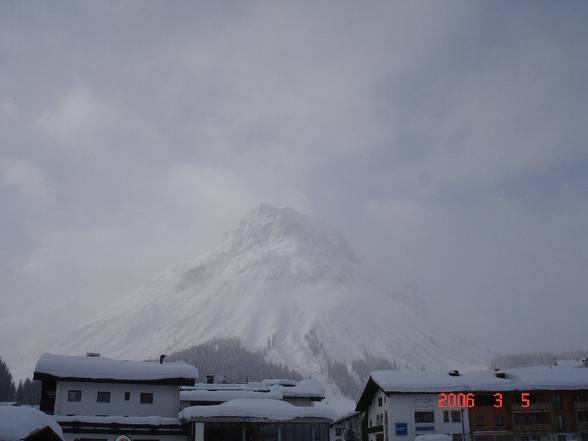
355;362;588;441
33;352;198;441
30;352;334;441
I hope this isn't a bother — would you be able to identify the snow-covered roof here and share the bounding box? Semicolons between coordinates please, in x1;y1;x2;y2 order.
262;379;298;387
368;365;588;394
369;370;515;393
180;388;283;403
0;406;64;441
357;365;588;411
180;399;336;422
34;353;198;385
186;381;271;391
53;415;180;427
182;379;326;401
279;379;326;399
508;365;588;390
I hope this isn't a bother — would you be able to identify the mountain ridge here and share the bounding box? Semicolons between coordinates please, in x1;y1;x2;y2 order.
53;204;489;396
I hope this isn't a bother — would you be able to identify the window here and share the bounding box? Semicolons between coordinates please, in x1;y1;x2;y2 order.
96;391;110;403
558;435;566;441
553;394;562;410
335;427;342;436
67;390;82;402
444;411;450;423
578;410;588;423
453;434;463;441
451;411;462;423
415;411;435;423
124;392;130;401
378;396;383;407
476;416;484;427
140;392;153;404
496;415;504;427
556;414;564;431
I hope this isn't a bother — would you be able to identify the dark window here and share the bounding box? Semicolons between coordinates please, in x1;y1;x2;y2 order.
378;396;383;407
140;392;154;404
96;391;110;403
415;411;435;423
558;436;566;441
335;427;342;436
67;390;82;402
124;392;130;401
444;411;450;423
451;411;462;423
453;434;463;441
476;416;484;427
578;411;588;423
556;414;564;430
553;394;562;410
496;415;504;427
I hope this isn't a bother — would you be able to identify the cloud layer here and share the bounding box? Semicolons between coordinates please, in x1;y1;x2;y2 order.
1;1;587;365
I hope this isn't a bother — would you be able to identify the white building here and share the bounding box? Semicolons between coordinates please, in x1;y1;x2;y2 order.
179;378;325;409
355;370;514;441
33;353;199;441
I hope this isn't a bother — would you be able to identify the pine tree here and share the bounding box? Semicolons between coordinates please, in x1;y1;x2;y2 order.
0;356;16;402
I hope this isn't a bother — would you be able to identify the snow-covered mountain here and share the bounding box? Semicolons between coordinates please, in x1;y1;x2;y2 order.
56;205;488;392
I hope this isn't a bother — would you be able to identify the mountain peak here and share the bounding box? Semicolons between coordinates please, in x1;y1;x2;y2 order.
222;204;359;267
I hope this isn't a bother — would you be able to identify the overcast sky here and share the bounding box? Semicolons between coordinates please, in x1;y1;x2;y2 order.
1;1;587;358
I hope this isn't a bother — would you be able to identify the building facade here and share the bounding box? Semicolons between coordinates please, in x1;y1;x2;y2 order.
356;363;588;441
34;353;198;441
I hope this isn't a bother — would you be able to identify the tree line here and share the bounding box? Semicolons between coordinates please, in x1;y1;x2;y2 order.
0;356;40;405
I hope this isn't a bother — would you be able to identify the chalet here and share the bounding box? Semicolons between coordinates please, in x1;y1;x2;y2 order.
33;352;198;441
355;363;588;441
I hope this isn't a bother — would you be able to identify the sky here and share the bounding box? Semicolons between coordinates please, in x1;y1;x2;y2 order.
1;0;587;370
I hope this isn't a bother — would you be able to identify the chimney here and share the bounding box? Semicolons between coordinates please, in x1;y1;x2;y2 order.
159;354;166;364
86;352;100;357
448;370;460;377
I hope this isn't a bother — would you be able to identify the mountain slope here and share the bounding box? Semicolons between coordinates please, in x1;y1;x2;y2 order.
56;205;488;393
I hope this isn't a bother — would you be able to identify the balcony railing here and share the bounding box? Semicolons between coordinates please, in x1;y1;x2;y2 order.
512;402;552;412
575;401;588;410
512;424;553;433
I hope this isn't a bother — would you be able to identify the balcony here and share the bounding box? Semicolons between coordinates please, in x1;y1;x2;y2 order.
512;402;552;412
512;424;553;433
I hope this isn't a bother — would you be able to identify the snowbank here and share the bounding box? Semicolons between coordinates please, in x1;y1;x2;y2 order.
415;434;452;441
0;406;64;441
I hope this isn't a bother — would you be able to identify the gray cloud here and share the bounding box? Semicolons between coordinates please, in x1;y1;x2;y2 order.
1;0;587;363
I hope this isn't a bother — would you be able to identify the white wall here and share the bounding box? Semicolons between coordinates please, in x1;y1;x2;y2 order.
55;381;180;417
62;432;186;441
384;394;470;441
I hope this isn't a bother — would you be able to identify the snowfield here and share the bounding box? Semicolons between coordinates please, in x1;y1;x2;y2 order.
32;205;487;403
